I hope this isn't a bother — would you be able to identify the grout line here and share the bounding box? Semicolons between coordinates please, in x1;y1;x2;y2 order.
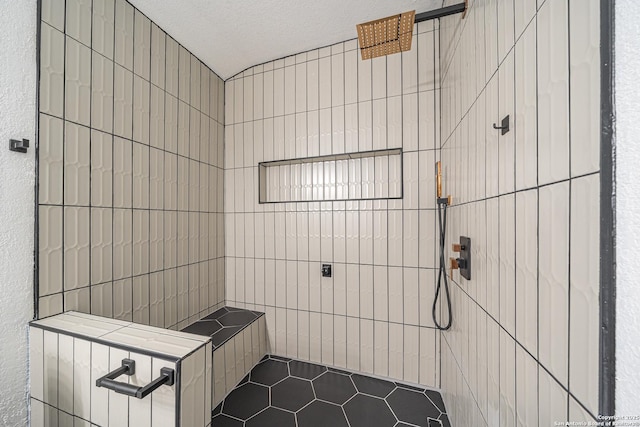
565;0;573;419
87;0;94;316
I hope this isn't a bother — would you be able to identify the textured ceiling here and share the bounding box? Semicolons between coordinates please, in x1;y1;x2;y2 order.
128;0;442;80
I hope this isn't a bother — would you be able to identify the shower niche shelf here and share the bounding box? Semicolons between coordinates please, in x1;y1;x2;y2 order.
258;148;403;203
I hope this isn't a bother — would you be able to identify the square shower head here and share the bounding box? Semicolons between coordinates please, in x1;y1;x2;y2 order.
356;10;415;60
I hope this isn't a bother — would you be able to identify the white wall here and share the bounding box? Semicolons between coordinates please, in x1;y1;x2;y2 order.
36;0;226;327
223;22;442;388
615;0;640;415
0;1;37;425
438;0;601;424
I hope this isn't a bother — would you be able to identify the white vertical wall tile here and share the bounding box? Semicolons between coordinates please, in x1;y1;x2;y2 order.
499;329;516;427
113;64;133;139
539;181;569;386
39;114;64;205
388;323;403;379
569;0;600;177
64;122;91;206
150;24;166;89
30;327;44;401
40;23;65;118
66;0;91;46
114;0;134;70
42;0;65;31
64;207;90;290
569;174;599;414
92;53;115;133
373;321;388;377
538;366;568;426
497;0;515;63
90;343;109;426
133;10;151;80
498;51;515;195
374;266;389;322
499;195;515;336
39;207;64;296
56;334;75;414
30;398;44;427
515;21;538;191
516;345;538;427
515;190;538;355
537;0;570;185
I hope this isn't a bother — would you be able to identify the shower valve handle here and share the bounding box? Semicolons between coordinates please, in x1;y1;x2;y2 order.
449;257;467;279
449;257;458;279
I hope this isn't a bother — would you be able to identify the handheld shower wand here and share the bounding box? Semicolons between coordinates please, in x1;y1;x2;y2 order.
433;162;452;330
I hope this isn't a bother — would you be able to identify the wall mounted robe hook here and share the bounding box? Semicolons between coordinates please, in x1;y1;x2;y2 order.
9;138;29;153
492;115;510;135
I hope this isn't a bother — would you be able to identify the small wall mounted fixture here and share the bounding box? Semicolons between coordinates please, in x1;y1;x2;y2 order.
9;138;29;153
493;115;510;135
449;236;471;280
322;264;332;278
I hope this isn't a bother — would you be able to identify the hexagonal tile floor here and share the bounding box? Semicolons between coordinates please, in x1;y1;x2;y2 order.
212;355;451;427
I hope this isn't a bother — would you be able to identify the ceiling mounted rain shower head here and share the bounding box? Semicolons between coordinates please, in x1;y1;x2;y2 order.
356;10;416;61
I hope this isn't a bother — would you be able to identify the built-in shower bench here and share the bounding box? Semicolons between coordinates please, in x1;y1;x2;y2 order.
29;311;213;427
180;306;268;409
28;307;268;426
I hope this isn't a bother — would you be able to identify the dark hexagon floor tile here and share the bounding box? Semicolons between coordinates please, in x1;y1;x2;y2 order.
212;325;242;347
312;372;357;404
352;374;396;398
213;402;223;416
246;407;296;427
238;373;250;386
297;401;349;427
289;360;327;380
425;390;447;414
250;359;289;386
344;394;396;427
211;414;243;427
387;388;440;427
439;413;451;427
181;320;222;336
218;310;258;327
221;382;269;420
271;377;315;412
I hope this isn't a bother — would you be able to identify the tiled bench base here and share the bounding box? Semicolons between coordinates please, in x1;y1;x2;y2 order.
30;312;213;427
180;307;268;409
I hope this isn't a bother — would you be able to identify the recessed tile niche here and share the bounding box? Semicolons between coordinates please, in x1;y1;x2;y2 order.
258;148;402;203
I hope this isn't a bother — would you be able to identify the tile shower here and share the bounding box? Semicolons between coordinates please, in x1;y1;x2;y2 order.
223;21;442;387
438;0;600;425
32;0;603;426
38;0;225;327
